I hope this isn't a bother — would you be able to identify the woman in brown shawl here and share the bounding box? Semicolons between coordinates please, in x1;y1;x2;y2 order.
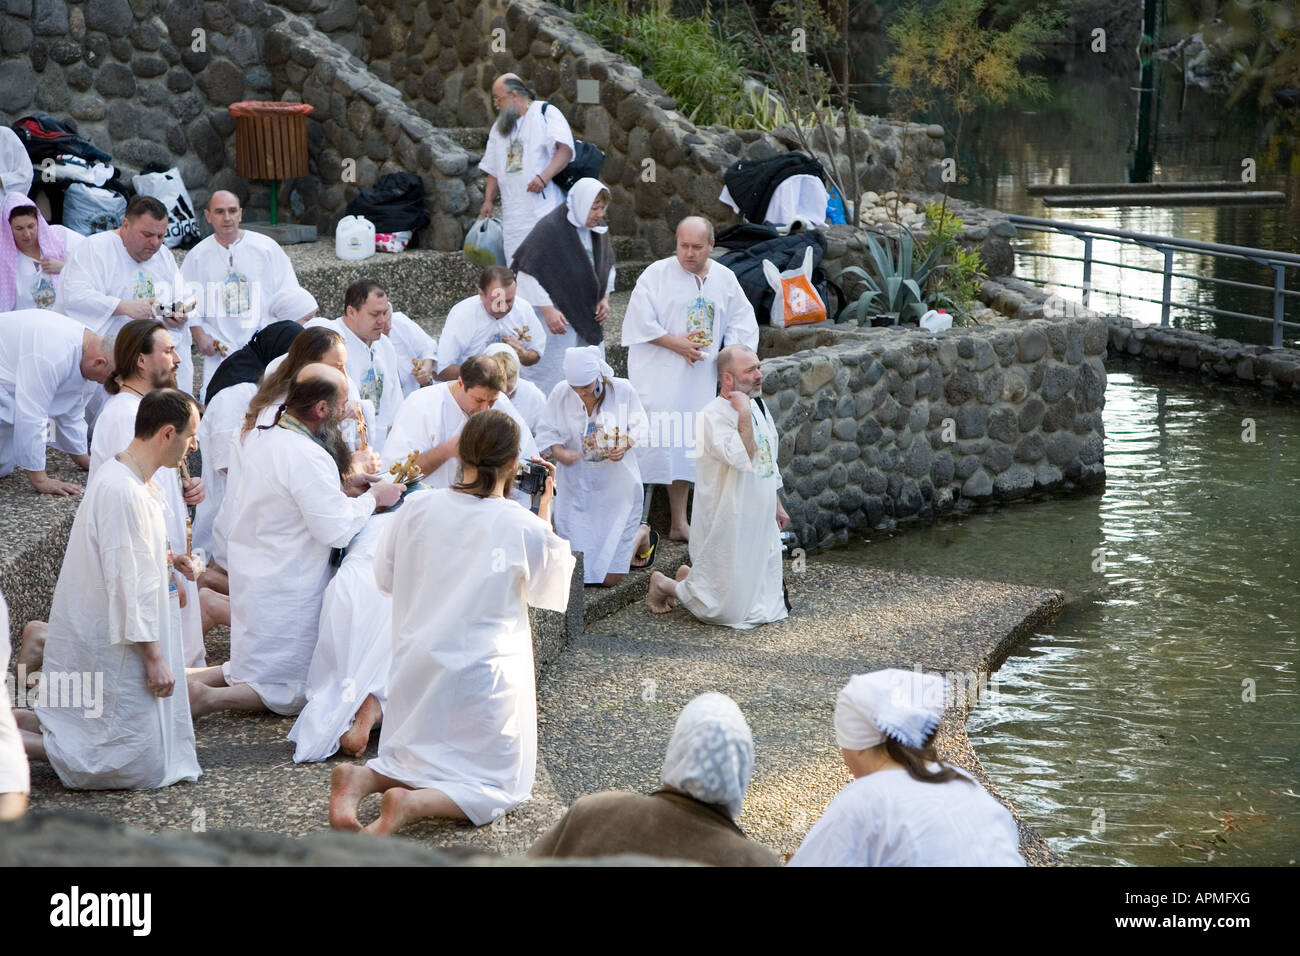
510;177;615;396
528;692;779;866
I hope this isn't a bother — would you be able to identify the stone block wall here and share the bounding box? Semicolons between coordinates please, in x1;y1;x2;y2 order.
759;317;1109;548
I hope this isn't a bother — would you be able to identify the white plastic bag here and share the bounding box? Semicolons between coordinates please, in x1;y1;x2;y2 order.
464;217;504;266
132;167;200;248
61;182;126;235
761;246;827;328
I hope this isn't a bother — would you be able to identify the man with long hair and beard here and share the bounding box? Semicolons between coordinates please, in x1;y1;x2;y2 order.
188;364;402;719
477;73;574;264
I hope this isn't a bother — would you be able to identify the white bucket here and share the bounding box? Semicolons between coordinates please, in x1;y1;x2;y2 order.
335;215;376;260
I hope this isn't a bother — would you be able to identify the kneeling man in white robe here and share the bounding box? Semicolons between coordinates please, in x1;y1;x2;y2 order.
188;365;403;718
15;389;203;789
648;345;789;629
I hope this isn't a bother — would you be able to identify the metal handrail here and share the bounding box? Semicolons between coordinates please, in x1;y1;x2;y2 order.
1015;274;1300;328
1004;213;1299;347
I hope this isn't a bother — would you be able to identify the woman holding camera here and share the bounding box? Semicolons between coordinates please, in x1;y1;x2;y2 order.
534;346;654;587
328;409;575;834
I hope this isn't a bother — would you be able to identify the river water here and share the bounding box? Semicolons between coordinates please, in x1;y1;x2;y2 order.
833;364;1298;865
862;51;1300;346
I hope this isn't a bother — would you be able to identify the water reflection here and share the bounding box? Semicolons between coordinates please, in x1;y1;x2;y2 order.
832;367;1299;865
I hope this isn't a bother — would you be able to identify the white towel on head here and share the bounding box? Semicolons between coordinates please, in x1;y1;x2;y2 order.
834;669;947;750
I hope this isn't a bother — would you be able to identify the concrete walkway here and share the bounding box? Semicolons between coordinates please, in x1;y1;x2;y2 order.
19;547;1064;864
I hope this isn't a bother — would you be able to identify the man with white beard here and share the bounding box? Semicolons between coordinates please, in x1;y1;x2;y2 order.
622;216;758;542
0;309;115;495
188;365;402;718
647;346;789;629
181;190;303;396
13;389;203;790
89;319;207;667
478;73;574;263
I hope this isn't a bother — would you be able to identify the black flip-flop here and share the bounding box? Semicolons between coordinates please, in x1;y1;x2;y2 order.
632;529;659;570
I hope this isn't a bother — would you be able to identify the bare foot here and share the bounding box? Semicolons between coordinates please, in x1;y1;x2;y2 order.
668;525;690;543
329;764;369;831
674;564;691;582
364;787;415;836
18;621;46;685
187;680;211;719
338;693;382;757
647;571;678;613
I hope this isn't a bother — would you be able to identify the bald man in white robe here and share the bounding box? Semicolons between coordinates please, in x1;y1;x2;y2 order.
648;346;788;629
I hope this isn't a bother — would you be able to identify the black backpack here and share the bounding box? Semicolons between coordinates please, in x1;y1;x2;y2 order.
541;103;605;191
718;230;846;325
344;173;430;245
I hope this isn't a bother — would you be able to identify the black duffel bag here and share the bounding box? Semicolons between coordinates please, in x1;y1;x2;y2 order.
345;172;430;246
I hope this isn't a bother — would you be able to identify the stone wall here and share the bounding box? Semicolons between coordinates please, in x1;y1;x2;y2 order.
758;317;1108;548
2;0;951;257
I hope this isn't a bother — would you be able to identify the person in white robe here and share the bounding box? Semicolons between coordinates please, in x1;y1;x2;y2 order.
328;409;574;834
180;191;302;395
534;346;653;586
434;267;543;382
0;128;33;200
287;510;397;763
89;320;207;668
387;310;437;397
483;342;547;434
188;365;402;718
14;388;203;790
191;320;304;560
209;326;368;573
788;669;1026;867
381;354;539;494
307;279;404;442
0;588;31;820
647;346;788;629
622;216;758;541
54;195;189;370
477;73;574;263
0;309;114;495
1;194;83;311
513;178;615;398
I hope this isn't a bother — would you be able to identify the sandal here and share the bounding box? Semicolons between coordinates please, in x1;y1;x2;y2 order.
631;529;659;570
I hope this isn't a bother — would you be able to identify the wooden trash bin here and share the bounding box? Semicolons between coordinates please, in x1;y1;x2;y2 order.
228;101;314;225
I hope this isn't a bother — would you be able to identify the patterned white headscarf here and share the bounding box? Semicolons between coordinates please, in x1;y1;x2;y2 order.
834;669;947;750
660;692;755;819
565;177;610;234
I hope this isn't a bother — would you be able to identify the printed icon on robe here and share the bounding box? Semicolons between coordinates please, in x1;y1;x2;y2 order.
32;271;55;309
685;296;715;349
359;365;384;408
580;420;609;462
505;137;524;175
222;270;251;316
134;269;155;299
756;429;775;478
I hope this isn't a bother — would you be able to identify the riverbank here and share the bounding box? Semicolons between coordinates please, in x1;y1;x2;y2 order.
8;550;1063;865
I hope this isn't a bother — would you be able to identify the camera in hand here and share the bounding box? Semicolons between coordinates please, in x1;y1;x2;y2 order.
515;461;549;496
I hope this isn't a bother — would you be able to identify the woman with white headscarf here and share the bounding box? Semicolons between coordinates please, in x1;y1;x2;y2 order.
533;345;654;585
529;692;779;865
510;177;615;396
789;669;1025;867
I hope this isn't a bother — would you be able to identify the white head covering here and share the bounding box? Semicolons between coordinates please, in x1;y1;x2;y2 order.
483;341;520;377
660;692;754;819
565;177;610;233
834;669;947;751
563;345;613;388
267;285;318;324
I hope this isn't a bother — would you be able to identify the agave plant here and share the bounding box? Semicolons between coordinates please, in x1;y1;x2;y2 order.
836;229;950;326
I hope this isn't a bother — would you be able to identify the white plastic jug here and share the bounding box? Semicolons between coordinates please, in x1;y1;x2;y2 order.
919;308;952;332
335;215;376;260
